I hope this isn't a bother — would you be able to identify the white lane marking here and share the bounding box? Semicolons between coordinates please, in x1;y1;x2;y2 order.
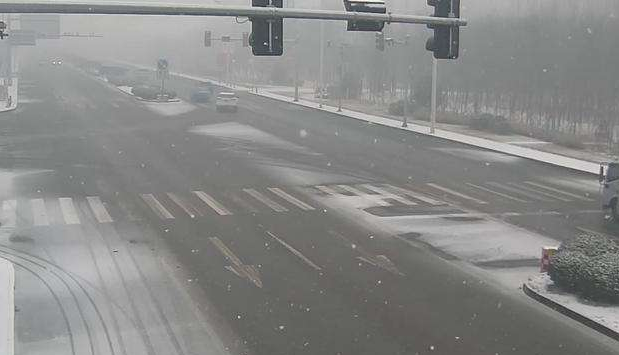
86;196;113;223
193;191;232;216
315;185;339;195
140;194;175;220
266;231;322;271
31;199;50;226
243;189;288;212
2;200;16;228
487;182;551;201
426;183;487;204
385;185;444;206
507;182;572;202
524;181;594;201
209;237;263;288
337;185;390;207
59;198;80;225
167;193;201;219
267;188;315;211
466;183;529;203
359;184;417;206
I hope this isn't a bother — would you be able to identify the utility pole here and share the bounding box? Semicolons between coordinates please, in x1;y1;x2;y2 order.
430;57;438;134
337;43;344;112
318;20;324;108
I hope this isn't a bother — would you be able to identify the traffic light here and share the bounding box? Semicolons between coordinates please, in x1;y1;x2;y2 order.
343;0;386;32
204;30;212;47
250;0;284;56
242;32;249;47
426;0;460;59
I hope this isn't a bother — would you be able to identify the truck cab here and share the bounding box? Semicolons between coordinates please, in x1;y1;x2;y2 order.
601;162;619;218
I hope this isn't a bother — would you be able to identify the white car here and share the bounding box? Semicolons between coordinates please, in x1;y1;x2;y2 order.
215;92;238;112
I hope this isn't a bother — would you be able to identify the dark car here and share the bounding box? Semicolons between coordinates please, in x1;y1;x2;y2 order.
190;89;211;103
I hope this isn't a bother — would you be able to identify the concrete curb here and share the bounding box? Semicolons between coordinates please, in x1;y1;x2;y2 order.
522;283;619;342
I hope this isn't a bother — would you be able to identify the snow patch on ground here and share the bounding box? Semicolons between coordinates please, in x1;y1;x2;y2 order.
117;86;133;95
432;147;523;164
302;186;560;264
527;273;619;333
189;122;318;155
142;100;196;116
258;164;368;186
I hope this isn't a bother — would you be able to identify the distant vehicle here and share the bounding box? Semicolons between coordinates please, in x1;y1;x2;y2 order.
51;59;62;65
215;92;238;112
190;89;211;103
600;162;619;220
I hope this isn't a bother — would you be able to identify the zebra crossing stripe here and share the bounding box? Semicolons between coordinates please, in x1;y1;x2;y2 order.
466;183;529;203
243;189;288;212
59;198;80;225
487;182;550;201
523;181;594;201
315;185;339;195
385;185;444;206
31;199;50;226
140;194;175;220
87;196;114;223
267;188;315;211
507;183;572;202
426;183;488;204
193;191;232;216
359;184;417;206
336;185;391;207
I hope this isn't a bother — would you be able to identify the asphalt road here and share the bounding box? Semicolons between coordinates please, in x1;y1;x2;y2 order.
2;58;618;355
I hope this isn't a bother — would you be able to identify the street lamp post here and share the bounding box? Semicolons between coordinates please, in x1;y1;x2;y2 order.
337;43;344;112
430;57;438;134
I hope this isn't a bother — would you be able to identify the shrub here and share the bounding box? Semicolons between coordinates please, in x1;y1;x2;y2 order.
550;234;619;303
552;133;585;150
387;100;416;116
469;114;512;134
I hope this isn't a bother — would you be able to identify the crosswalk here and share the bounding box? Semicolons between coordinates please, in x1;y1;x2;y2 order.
310;180;596;208
0;180;596;228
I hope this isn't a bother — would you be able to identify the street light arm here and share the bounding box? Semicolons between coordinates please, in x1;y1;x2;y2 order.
0;0;467;26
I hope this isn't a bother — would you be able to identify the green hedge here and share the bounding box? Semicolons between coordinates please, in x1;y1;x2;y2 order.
549;234;619;303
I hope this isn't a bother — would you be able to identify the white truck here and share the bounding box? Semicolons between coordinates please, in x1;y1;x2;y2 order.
600;162;619;219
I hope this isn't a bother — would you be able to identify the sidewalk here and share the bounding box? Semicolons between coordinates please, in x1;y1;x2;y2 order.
114;61;603;175
525;273;619;341
0;257;15;355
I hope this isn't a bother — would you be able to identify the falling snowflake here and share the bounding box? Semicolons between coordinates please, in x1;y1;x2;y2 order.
299;129;308;138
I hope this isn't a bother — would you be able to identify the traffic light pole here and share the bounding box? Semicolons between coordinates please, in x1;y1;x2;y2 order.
0;1;467;27
430;57;438;134
318;21;324;109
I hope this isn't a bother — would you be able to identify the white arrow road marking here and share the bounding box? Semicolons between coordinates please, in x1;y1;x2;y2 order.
209;237;263;288
357;255;404;276
328;230;403;276
267;188;315;211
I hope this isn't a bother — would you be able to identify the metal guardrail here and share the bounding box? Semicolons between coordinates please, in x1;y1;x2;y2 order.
0;1;467;27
